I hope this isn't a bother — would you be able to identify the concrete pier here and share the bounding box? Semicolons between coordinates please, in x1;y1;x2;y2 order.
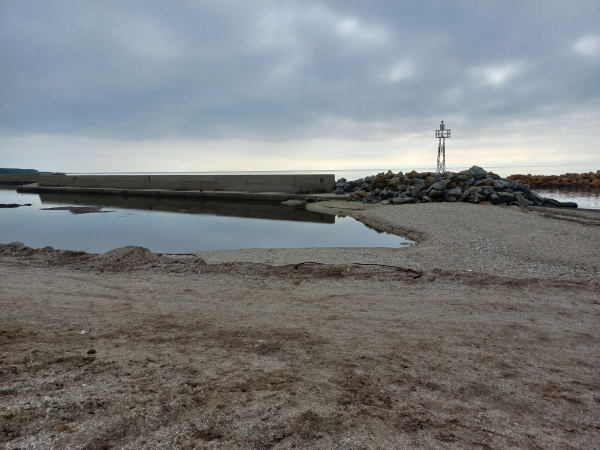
12;173;346;202
24;173;335;193
0;173;43;185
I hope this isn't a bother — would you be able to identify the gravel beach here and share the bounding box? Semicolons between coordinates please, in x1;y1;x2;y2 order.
1;202;599;449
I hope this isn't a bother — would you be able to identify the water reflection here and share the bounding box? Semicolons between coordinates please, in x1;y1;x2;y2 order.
1;188;410;253
532;186;600;209
38;193;335;224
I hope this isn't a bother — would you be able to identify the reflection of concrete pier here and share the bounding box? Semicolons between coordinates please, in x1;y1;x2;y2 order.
38;193;336;224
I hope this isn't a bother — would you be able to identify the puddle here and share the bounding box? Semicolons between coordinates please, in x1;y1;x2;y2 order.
0;188;413;253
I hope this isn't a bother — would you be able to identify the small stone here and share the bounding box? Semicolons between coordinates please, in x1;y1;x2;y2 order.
87;349;97;355
57;424;69;432
393;197;417;205
281;200;306;206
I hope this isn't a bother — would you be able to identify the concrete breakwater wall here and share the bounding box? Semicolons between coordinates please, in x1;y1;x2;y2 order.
33;174;335;193
0;174;43;185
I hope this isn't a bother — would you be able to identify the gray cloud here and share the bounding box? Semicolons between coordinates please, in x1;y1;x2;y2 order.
0;0;599;161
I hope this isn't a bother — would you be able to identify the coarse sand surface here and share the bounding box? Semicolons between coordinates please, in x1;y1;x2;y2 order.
1;202;599;449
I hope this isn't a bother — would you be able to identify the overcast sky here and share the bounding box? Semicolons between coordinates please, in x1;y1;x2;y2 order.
1;0;599;173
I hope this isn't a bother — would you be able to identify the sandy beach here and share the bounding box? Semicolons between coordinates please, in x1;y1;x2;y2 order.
1;202;599;449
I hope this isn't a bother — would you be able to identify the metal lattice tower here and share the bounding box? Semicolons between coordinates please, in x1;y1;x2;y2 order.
435;120;451;176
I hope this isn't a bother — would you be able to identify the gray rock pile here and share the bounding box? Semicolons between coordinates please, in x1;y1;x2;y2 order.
335;166;577;208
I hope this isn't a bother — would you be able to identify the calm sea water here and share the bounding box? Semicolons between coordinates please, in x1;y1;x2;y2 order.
0;189;412;253
527;186;600;209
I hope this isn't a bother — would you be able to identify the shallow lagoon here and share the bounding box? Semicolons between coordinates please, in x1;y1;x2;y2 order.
0;189;412;253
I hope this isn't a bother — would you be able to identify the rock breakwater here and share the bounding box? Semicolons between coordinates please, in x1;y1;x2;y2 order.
336;166;577;208
508;171;600;187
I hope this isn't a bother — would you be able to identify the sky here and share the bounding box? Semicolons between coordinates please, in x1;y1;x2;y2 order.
1;0;599;173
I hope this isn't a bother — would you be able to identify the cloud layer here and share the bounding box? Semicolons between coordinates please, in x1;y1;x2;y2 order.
1;0;599;171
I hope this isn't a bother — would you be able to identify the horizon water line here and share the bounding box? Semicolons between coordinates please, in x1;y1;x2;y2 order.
68;164;599;179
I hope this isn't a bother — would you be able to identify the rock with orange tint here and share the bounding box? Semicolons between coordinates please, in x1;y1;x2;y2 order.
508;171;600;187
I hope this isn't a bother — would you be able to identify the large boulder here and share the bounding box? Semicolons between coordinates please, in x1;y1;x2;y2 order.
457;190;470;202
515;192;531;207
493;180;511;190
455;172;471;181
542;198;578;208
500;192;515;202
432;180;447;191
467;193;485;203
469;165;488;180
428;189;444;199
481;188;495;198
468;186;484;195
488;193;503;205
411;178;426;191
519;184;534;200
408;186;421;198
446;187;463;199
380;188;394;200
393;196;416;205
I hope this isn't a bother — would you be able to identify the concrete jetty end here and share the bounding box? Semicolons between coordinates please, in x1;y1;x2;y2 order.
12;173;339;202
0;173;44;186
